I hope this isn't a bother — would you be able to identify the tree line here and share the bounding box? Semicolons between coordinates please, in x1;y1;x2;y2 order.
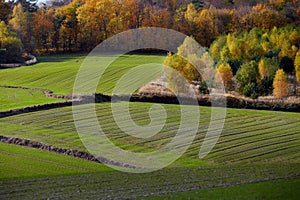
0;0;299;59
166;26;300;98
0;0;299;98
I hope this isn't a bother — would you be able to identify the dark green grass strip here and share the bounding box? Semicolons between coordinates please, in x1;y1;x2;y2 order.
146;179;300;200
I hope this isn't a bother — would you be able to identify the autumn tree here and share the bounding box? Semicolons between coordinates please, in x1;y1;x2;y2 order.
258;57;279;80
226;33;242;59
0;0;11;24
77;0;115;50
0;21;23;63
210;35;226;61
194;9;219;47
9;3;35;53
258;57;279;95
58;0;82;51
249;8;287;30
33;7;54;52
164;53;188;93
295;50;300;83
215;62;233;90
273;69;289;98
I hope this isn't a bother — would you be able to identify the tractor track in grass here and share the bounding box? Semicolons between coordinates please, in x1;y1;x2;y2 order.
0;165;299;199
1;102;299;164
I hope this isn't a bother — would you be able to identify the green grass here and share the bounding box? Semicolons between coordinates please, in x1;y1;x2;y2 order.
0;103;299;165
0;162;298;199
0;142;112;181
0;54;165;95
146;179;300;200
0;87;64;111
0;53;299;198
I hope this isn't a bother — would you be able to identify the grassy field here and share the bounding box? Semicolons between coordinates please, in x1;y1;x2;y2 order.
0;87;64;111
147;179;300;200
0;54;165;95
0;142;112;180
1;103;299;164
0;54;299;199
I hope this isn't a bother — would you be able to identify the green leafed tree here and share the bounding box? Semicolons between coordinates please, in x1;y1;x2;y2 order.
235;61;259;95
0;21;23;63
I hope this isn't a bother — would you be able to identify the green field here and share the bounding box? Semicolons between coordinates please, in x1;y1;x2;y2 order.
147;179;300;200
0;54;299;199
0;54;165;95
0;142;112;180
0;87;64;111
1;103;299;164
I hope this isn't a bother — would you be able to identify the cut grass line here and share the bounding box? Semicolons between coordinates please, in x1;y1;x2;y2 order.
147;179;300;200
209;131;300;156
238;143;300;162
212;139;300;162
215;126;300;149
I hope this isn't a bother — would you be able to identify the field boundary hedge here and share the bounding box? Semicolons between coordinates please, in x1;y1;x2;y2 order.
94;93;300;112
1;92;299;119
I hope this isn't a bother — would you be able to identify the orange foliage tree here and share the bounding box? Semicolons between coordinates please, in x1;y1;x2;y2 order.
273;69;289;98
33;7;54;52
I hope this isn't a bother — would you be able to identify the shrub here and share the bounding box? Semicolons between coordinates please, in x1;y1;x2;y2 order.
235;61;259;93
0;20;23;63
3;37;23;63
243;82;258;99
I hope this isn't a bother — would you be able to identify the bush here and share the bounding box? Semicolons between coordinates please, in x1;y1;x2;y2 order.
235;61;259;93
258;77;273;96
0;20;23;63
243;83;258;99
3;37;23;63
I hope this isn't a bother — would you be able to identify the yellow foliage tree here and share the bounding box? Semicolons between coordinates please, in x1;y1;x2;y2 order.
194;9;218;47
295;50;300;83
215;63;233;90
273;69;289;98
258;59;269;79
227;34;241;59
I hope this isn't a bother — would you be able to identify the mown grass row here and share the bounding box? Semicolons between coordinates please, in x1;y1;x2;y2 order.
0;87;64;111
0;102;299;198
1;161;299;199
0;54;165;95
1;102;299;165
146;179;300;200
